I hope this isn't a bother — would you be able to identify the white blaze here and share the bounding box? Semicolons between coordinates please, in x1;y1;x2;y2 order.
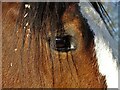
79;2;118;88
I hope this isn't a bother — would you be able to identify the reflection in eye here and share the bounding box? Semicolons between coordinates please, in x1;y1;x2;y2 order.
49;35;76;52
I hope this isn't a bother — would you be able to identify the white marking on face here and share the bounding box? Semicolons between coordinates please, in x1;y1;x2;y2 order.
80;2;118;88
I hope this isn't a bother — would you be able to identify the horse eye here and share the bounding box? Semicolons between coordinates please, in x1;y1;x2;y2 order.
50;35;76;52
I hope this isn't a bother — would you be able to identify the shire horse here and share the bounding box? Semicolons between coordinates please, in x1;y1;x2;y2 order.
3;2;111;88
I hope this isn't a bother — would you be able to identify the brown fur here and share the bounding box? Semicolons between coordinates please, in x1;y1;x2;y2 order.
2;2;107;88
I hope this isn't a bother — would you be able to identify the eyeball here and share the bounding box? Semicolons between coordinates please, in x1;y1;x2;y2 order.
49;35;77;52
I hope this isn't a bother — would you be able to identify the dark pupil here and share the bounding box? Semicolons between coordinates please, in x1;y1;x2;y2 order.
55;35;72;52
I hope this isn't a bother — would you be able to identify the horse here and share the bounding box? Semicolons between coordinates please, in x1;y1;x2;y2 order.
2;2;118;88
0;1;2;89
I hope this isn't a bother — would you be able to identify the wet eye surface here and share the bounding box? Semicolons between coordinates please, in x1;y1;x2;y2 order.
49;35;77;52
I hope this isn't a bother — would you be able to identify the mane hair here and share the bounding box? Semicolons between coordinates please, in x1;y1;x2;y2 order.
17;2;95;51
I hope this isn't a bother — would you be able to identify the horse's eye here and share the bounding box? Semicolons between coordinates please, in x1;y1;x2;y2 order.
49;35;76;52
